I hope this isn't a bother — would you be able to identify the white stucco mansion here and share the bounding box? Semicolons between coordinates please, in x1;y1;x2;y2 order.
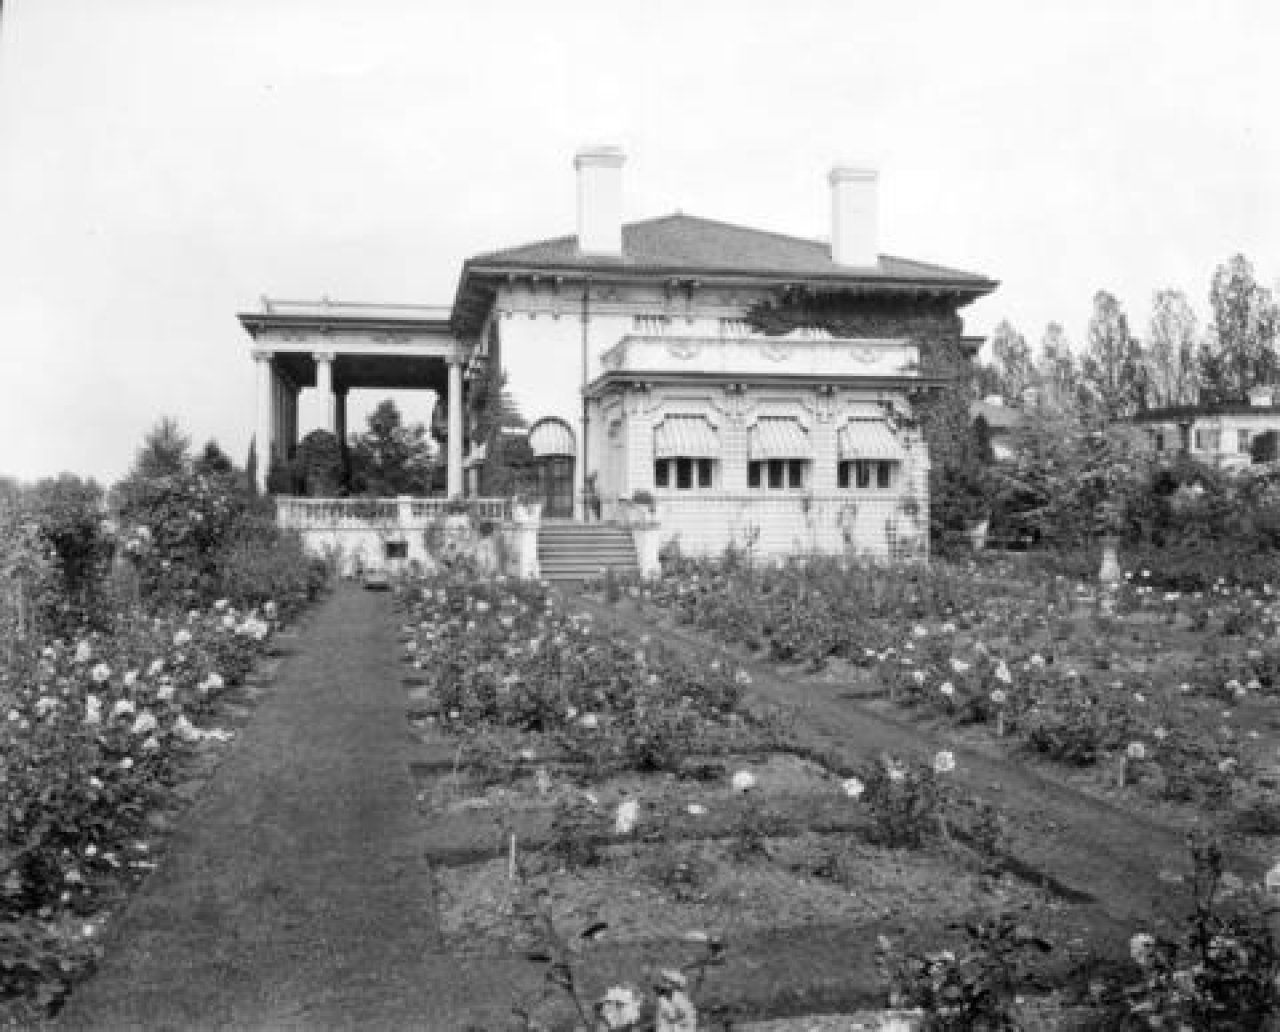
239;147;996;573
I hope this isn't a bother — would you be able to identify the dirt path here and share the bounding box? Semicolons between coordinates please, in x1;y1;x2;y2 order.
573;595;1268;934
54;585;538;1032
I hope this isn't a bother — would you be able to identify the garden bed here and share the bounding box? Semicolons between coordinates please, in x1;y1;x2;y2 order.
395;571;1152;1028
619;557;1280;847
435;834;1065;955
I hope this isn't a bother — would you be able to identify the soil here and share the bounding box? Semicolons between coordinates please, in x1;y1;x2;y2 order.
436;835;1065;954
414;751;843;816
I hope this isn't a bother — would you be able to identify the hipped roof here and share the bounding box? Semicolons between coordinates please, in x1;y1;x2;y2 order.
454;213;997;334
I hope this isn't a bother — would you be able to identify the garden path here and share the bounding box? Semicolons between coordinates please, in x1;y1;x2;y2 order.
574;594;1268;934
54;584;536;1031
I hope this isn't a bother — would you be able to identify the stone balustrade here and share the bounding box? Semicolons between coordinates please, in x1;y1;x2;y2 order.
276;496;511;530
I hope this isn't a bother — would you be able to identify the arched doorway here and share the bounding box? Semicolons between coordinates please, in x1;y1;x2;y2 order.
528;417;576;518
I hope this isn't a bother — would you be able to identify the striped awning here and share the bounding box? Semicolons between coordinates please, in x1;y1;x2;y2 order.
654;416;719;458
528;418;576;457
838;419;905;461
748;418;811;460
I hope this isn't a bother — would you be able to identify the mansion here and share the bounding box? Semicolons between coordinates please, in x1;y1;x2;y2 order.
239;148;996;571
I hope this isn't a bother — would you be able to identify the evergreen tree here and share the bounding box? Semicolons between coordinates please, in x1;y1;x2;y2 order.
130;416;191;479
193;440;235;476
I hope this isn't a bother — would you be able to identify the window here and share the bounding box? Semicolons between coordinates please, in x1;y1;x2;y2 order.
384;541;408;560
1154;432;1165;452
748;459;807;489
655;457;713;490
633;315;669;335
1239;429;1252;453
838;460;896;489
1194;428;1221;451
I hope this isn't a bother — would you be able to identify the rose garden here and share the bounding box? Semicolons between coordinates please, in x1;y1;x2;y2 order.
4;418;1280;1031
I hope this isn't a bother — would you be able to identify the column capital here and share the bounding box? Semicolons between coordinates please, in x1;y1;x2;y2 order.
251;348;275;363
313;350;336;364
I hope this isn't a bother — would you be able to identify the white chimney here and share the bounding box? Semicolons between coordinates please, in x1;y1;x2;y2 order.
574;146;626;256
829;165;879;267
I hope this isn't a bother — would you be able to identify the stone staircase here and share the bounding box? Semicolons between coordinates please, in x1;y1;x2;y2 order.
537;521;640;583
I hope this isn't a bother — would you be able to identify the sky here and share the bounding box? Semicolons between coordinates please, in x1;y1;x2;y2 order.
0;0;1276;484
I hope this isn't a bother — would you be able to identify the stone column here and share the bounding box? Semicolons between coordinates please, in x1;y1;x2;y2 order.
253;350;275;492
314;351;336;435
273;370;285;463
286;383;299;459
447;359;464;498
335;388;348;446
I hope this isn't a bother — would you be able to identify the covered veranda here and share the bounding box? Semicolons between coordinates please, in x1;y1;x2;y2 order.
237;298;473;497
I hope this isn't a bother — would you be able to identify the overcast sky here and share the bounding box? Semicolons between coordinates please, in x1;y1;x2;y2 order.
1;0;1276;484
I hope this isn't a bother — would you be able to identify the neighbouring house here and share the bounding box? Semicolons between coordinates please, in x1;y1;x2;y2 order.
1132;387;1280;469
241;147;996;571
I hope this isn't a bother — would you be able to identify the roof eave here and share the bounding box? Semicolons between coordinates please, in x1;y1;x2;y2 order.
238;311;454;336
585;370;953;398
452;259;997;336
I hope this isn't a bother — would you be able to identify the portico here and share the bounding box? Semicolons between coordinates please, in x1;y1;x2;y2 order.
237;298;476;495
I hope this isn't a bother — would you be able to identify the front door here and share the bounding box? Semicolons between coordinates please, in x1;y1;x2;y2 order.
541;456;575;518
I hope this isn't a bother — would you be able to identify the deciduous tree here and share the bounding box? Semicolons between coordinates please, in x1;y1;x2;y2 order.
987;320;1035;405
1034;322;1081;414
1080;291;1147;422
1203;254;1279;400
1147;289;1200;407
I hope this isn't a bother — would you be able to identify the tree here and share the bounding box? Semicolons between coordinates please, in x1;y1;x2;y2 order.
1205;254;1279;400
987;320;1035;405
296;430;346;497
193;440;235;477
26;474;112;631
1080;291;1147;422
471;367;534;497
1147;289;1200;408
995;399;1146;549
348;400;435;496
1034;322;1081;414
245;437;260;496
130;416;191;479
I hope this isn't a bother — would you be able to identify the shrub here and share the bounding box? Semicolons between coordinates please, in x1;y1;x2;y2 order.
295;430;344;497
1116;835;1278;1029
857;754;941;849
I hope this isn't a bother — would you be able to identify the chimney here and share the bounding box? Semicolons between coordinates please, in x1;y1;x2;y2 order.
574;145;626;256
829;165;879;267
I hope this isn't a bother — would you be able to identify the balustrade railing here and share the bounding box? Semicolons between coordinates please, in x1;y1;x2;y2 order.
275;496;511;528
